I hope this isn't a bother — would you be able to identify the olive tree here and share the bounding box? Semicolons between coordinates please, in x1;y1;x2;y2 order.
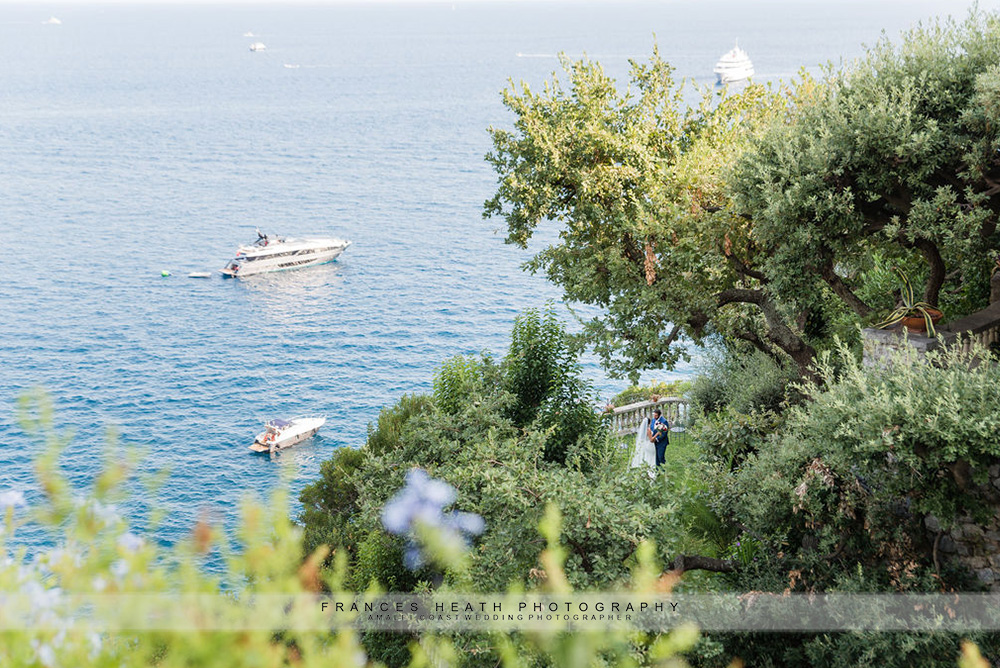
734;11;1000;325
485;12;1000;380
484;49;813;379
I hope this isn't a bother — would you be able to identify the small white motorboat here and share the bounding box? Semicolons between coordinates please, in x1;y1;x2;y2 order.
249;42;267;52
250;416;326;453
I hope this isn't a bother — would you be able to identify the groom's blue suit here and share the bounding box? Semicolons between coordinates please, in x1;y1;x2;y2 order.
651;416;670;467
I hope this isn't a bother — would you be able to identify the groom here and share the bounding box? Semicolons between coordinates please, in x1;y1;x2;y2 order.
647;409;670;467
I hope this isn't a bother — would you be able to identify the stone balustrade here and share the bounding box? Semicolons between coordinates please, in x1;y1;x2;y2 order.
603;397;690;437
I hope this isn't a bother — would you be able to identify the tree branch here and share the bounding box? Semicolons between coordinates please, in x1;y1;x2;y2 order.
717;288;764;307
726;253;768;283
715;288;817;378
661;322;682;348
907;238;946;306
820;260;873;317
733;330;785;364
756;293;818;379
672;554;736;573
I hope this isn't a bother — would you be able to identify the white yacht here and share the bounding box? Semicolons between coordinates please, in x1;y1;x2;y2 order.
714;42;754;84
249;42;267;52
220;229;351;278
250;416;326;453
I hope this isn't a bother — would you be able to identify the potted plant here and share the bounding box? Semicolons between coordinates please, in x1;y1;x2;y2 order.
875;268;943;337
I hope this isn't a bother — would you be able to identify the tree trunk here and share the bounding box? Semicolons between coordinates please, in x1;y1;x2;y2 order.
910;238;946;307
672;554;735;573
717;288;818;379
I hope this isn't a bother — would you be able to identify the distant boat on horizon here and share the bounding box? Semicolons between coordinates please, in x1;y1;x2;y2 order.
243;31;256;37
714;41;754;84
42;16;61;25
249;42;267;52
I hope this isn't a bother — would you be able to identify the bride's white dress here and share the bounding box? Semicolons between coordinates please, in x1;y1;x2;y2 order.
629;417;656;470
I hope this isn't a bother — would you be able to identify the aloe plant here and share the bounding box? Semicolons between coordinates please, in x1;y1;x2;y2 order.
875;267;940;337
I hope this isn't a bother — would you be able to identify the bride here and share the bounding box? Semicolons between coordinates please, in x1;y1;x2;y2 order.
629;417;657;471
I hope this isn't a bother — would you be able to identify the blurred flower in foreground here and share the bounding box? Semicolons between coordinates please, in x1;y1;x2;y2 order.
117;532;143;553
0;490;26;510
381;468;484;570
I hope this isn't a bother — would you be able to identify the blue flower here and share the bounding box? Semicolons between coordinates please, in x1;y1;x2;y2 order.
381;468;457;535
381;468;485;570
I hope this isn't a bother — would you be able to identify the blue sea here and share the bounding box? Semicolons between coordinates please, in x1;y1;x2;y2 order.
1;0;992;553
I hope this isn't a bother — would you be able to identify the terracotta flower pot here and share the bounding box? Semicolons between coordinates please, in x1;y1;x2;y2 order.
901;308;943;334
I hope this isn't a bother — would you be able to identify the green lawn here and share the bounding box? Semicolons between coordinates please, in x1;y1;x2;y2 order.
618;429;734;583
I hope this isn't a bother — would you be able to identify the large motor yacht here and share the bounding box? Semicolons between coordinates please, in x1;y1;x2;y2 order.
220;229;351;278
714;42;754;84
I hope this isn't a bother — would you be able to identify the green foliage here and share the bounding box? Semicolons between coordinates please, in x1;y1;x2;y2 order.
694;406;784;472
300;445;367;558
300;308;683;602
610;379;691;407
703;630;1000;668
688;346;797;415
717;340;1000;595
487;12;1000;381
433;355;483;416
502;306;573;427
366;394;434;457
485;46;795;381
4;391;699;668
352;530;418;592
734;10;1000;328
689;337;1000;666
502;306;607;464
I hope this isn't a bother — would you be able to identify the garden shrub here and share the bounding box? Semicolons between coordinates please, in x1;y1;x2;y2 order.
694;341;1000;667
300;445;367;558
365;393;434;457
502;306;577;428
351;529;419;592
610;379;691;407
433;355;484;416
694;406;784;471
730;340;1000;564
688;346;797;415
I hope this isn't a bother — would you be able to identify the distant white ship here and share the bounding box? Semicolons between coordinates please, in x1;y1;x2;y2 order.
714;42;754;84
249;42;267;52
243;31;256;37
42;16;61;25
